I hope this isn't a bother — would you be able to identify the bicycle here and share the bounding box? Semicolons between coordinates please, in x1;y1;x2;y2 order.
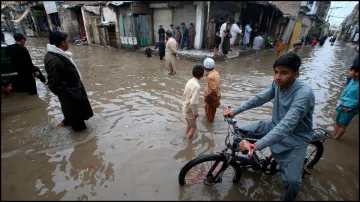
178;109;331;186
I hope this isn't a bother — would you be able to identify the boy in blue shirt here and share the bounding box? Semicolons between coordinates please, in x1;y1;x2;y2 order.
334;65;359;140
223;53;315;201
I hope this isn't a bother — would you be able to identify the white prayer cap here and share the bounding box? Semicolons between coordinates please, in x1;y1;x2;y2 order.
204;58;215;69
293;40;302;45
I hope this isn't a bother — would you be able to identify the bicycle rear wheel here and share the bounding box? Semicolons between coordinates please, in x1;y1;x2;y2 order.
270;141;324;171
178;154;241;186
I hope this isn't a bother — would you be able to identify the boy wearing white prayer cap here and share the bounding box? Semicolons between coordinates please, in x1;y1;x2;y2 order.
203;58;221;123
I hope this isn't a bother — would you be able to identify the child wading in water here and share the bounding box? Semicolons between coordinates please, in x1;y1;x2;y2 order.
182;65;204;141
1;79;13;99
333;65;359;140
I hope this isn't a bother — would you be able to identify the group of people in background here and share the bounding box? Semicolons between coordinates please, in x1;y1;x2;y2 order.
158;22;196;50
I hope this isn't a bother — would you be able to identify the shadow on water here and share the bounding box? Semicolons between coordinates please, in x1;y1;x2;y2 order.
1;34;358;200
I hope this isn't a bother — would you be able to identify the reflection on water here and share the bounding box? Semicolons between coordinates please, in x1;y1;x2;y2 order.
1;35;358;200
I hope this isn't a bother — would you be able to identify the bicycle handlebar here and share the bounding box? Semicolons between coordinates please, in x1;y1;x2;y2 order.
224;115;254;156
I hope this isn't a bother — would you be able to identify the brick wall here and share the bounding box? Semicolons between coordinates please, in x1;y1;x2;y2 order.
58;6;81;42
272;1;301;17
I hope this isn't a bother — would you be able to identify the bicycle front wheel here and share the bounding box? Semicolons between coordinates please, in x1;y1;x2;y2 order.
178;154;241;186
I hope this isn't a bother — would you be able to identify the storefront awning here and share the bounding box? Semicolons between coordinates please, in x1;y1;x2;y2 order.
248;1;284;16
11;8;30;24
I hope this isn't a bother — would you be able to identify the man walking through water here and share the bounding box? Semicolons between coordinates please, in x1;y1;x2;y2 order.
223;53;315;201
242;21;252;49
165;30;178;75
287;40;302;55
5;33;43;95
44;31;93;132
204;58;221;123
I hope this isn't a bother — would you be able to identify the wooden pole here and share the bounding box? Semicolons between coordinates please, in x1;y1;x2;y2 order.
258;9;263;27
268;11;275;35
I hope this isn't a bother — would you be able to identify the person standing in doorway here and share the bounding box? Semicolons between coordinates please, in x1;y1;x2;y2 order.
155;39;165;60
44;31;93;132
169;24;176;40
252;32;264;60
203;58;221;123
175;27;182;50
181;22;190;49
230;21;242;46
158;25;165;42
276;38;287;57
189;23;196;50
207;17;216;50
165;30;178;75
242;21;252;49
250;22;259;47
287;40;302;55
219;18;231;53
222;28;232;58
5;33;40;95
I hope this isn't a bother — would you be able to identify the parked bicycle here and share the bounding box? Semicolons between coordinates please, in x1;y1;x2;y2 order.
75;36;88;46
178;108;331;186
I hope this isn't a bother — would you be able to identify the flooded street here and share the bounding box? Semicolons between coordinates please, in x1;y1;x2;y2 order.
1;36;358;201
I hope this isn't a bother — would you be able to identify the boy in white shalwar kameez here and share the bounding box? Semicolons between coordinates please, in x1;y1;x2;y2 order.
182;65;205;141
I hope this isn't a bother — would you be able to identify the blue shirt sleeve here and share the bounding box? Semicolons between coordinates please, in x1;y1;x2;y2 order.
183;28;189;37
234;81;275;114
354;55;359;66
341;79;359;109
254;90;314;151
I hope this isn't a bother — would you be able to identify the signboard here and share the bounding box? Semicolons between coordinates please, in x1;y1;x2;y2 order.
43;1;58;14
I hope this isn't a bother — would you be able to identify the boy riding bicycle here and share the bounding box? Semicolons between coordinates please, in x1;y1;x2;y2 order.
223;53;315;201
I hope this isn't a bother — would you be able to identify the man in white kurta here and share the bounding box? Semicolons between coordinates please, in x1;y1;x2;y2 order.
165;31;178;75
242;21;252;49
230;22;242;46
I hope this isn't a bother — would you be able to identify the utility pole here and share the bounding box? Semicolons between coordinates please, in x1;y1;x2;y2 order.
327;7;342;22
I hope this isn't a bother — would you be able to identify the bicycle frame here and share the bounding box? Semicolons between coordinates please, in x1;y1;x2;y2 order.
207;116;332;183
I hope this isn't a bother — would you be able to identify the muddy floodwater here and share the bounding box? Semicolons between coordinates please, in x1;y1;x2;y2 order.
1;35;358;201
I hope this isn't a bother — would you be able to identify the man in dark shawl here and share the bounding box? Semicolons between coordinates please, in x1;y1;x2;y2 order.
158;25;165;41
44;31;93;132
5;33;40;95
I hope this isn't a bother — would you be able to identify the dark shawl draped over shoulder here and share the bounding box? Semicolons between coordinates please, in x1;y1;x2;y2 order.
44;52;93;123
